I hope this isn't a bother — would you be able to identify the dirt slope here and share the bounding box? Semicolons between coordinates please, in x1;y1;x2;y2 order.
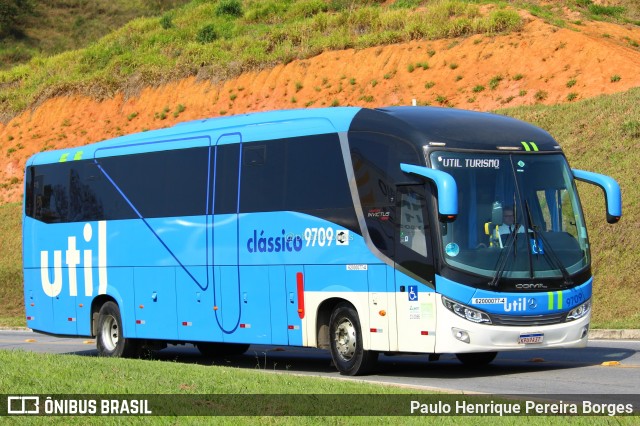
1;12;639;204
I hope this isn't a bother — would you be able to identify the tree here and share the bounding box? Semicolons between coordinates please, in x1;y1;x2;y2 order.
0;0;34;39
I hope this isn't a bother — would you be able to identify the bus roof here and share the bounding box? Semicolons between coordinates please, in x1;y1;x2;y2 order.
27;107;362;166
27;106;560;166
372;106;560;152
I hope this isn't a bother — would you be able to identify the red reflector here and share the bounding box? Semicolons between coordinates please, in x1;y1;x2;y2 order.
296;272;305;319
370;328;377;333
288;325;294;329
421;331;429;335
26;316;33;320
136;320;143;324
182;321;192;326
67;318;75;322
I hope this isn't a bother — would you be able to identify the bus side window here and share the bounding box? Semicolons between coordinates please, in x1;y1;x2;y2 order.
215;144;240;215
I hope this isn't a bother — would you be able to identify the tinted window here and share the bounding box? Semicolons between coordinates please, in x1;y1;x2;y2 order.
396;185;434;282
98;147;209;219
348;131;424;257
26;134;358;232
239;134;357;231
25;160;135;223
214;144;240;215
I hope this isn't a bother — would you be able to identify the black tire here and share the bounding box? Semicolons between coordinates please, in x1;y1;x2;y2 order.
197;342;250;357
329;303;378;376
96;301;139;358
455;351;498;367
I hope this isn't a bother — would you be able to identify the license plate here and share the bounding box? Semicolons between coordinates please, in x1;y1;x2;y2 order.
518;333;544;344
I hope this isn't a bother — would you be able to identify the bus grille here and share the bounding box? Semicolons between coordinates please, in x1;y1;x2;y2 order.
489;312;567;326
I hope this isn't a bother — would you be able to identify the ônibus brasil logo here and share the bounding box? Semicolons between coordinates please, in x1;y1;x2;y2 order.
39;221;108;298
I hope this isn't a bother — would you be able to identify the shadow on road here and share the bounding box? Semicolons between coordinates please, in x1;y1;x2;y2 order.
64;342;638;380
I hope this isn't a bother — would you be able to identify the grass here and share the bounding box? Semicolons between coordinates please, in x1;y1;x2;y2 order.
0;0;524;120
0;203;23;327
0;350;636;424
0;0;191;71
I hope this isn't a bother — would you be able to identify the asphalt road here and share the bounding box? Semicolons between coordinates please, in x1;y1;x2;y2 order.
1;330;638;406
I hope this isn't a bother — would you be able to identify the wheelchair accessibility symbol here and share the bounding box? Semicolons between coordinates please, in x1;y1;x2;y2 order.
408;285;418;301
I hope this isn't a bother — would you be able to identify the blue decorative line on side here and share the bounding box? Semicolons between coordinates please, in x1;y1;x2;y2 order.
93;160;209;292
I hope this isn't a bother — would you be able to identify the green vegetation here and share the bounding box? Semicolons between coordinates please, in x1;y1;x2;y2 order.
2;351;633;424
0;203;23;327
0;0;191;71
0;0;524;119
534;90;548;102
505;0;640;26
489;75;503;90
500;87;640;329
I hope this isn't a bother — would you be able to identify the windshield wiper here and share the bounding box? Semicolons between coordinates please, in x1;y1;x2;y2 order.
524;200;573;288
489;223;518;288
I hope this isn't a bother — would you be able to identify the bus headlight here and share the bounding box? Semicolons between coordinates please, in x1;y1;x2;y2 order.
566;299;591;321
442;296;492;324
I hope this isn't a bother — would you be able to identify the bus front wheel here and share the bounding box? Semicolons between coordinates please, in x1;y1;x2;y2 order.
96;301;139;358
329;303;378;376
455;351;498;367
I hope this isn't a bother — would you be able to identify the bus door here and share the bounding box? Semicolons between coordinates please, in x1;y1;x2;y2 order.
393;184;437;353
211;133;244;341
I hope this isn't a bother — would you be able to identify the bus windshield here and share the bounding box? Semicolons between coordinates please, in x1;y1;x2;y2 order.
430;151;590;283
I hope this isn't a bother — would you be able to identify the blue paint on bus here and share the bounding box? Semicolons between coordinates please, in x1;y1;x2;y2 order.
23;106;621;375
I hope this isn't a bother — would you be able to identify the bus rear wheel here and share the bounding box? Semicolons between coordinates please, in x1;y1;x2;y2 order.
197;342;250;357
96;301;139;358
455;351;498;367
329;303;378;376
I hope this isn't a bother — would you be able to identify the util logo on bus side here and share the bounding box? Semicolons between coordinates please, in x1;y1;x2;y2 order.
40;221;108;298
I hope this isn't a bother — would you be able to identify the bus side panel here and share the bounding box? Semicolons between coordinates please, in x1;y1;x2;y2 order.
237;266;272;344
53;288;78;335
75;281;93;336
133;267;178;340
367;264;390;351
176;266;221;342
285;265;304;346
268;265;289;345
218;265;241;343
213;214;238;266
24;268;53;333
394;272;437;353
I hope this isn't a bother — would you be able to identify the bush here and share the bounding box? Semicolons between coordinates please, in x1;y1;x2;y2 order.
196;24;218;44
160;14;173;30
216;0;243;18
288;0;328;19
0;0;34;38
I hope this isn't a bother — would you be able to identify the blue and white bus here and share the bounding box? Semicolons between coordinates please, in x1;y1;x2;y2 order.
23;106;621;375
